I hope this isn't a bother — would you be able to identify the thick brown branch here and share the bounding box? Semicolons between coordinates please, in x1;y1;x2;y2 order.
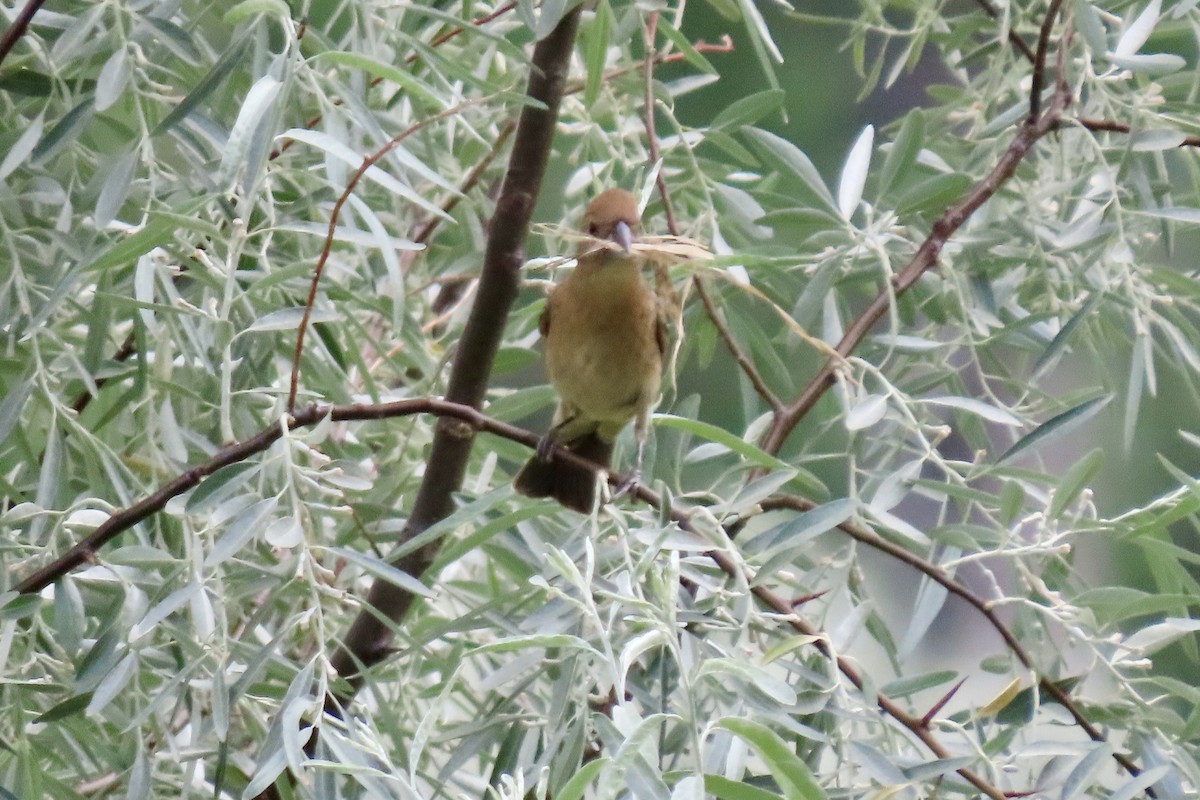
324;8;583;703
15;398;545;595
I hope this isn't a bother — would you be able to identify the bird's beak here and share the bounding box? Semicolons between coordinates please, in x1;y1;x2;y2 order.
611;220;633;253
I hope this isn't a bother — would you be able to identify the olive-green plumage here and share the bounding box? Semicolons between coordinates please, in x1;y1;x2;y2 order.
514;189;665;512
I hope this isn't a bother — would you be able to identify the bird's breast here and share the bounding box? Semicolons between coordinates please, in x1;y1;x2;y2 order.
543;259;661;423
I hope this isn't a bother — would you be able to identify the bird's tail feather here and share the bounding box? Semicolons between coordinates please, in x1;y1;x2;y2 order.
514;433;612;513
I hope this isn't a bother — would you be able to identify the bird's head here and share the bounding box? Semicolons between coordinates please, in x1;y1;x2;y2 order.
581;188;640;254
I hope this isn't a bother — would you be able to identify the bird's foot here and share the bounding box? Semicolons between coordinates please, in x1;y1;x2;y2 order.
535;435;556;462
611;470;641;502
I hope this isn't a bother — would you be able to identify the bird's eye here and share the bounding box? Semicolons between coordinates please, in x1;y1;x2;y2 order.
587;223;599;236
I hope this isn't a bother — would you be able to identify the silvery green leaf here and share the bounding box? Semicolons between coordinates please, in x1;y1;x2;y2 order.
276;221;423;251
1122;618;1200;655
0;112;44;180
124;747;150;800
50;4;104;62
263;517;303;548
1059;744;1113;800
845;394;887;431
94;149;137;228
1132;129;1187;150
743;127;837;212
242;306;339;333
1107;52;1186;74
130;582;200;639
924;396;1021;426
1139;206;1200;223
32;100;94;164
330;547;434;598
1072;0;1108;58
217;74;282;188
998;396;1111;465
95;49;130;112
1106;766;1170;800
205;497;278;567
139;16;202;64
1113;0;1160;57
837;124;873;219
279;128;449;218
86;652;136;717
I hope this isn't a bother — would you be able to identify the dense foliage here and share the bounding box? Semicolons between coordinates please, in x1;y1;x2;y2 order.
3;1;1200;798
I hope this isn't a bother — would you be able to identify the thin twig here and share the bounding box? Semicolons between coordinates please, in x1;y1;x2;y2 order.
0;0;47;68
638;16;779;412
1073;116;1200;148
413;118;517;247
970;0;1037;62
285;95;495;414
1029;0;1065;120
70;332;136;415
758;493;1147;785
758;13;1073;457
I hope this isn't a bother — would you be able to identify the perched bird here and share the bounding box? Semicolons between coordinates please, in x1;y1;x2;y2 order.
514;188;666;512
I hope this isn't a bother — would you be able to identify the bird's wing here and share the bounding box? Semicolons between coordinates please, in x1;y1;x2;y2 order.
538;294;552;338
655;309;668;358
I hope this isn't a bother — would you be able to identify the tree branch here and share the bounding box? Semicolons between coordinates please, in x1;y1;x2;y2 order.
0;0;46;69
758;6;1073;457
324;8;583;703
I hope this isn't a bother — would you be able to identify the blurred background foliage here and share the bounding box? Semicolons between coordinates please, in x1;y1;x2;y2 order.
4;1;1200;799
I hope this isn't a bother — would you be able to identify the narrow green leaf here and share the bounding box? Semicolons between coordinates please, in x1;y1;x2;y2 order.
703;774;785;800
657;415;791;473
881;670;958;699
152;33;252;136
556;759;609;800
1034;292;1104;375
1051;449;1104;519
32;99;94;163
713;90;785;130
223;0;290;25
743;127;837;212
329;547;434;598
185;462;260;514
997;396;1111;465
582;0;611;107
716;718;827;800
313;50;444;109
657;18;718;75
878;109;924;198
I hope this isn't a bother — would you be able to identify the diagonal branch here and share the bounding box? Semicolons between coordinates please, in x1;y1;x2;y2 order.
758;5;1073;457
758;493;1147;786
971;0;1037;62
324;9;583;704
0;0;47;68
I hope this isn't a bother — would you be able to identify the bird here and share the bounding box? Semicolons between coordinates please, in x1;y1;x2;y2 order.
513;188;666;513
